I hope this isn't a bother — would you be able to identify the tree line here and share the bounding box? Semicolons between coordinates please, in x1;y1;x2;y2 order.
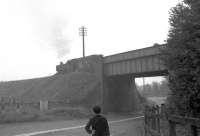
137;80;170;97
162;0;200;117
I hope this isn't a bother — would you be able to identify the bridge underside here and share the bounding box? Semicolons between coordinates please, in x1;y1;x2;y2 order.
102;71;168;112
106;70;168;78
103;75;142;112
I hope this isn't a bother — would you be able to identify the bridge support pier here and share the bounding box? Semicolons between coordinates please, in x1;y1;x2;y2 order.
103;76;141;112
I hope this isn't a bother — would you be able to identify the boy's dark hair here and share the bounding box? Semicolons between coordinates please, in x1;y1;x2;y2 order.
93;105;101;114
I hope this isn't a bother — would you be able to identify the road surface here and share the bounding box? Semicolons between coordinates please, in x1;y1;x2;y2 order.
0;114;144;136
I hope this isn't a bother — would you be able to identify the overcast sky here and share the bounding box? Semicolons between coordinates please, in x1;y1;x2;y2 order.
0;0;178;82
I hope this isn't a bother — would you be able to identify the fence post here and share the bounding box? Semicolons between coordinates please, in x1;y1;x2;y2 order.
169;120;176;136
144;106;149;136
152;106;156;130
40;100;48;112
16;102;20;113
0;104;5;114
190;125;198;136
156;105;160;133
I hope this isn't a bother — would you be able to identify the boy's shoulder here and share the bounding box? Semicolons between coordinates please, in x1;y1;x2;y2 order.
92;114;108;121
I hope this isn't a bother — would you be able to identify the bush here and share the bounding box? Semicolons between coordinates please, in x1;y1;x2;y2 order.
45;106;91;119
0;110;39;123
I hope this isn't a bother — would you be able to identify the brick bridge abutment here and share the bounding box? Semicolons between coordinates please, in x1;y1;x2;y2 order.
102;75;141;112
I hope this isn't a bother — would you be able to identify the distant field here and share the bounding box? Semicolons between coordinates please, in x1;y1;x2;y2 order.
147;97;166;105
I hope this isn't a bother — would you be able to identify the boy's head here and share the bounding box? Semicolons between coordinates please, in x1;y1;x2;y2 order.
92;105;101;114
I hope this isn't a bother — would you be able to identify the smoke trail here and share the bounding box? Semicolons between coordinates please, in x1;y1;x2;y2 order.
50;20;71;58
22;0;71;58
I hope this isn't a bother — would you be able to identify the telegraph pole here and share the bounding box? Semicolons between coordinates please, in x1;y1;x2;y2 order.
79;26;87;58
143;77;145;92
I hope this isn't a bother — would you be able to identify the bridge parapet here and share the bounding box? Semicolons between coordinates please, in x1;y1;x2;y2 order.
104;45;164;64
103;45;167;77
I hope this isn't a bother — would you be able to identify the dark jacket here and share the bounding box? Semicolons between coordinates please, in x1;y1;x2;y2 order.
85;114;110;136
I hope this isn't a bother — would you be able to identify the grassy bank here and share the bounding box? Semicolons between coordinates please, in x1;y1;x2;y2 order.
0;106;91;124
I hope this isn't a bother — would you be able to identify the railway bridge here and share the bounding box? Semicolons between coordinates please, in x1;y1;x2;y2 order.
102;45;167;111
56;45;168;112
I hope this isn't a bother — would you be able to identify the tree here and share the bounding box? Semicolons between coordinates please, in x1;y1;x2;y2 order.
162;1;200;117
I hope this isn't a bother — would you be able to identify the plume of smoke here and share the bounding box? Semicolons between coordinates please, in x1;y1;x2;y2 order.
22;0;71;58
51;20;71;58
